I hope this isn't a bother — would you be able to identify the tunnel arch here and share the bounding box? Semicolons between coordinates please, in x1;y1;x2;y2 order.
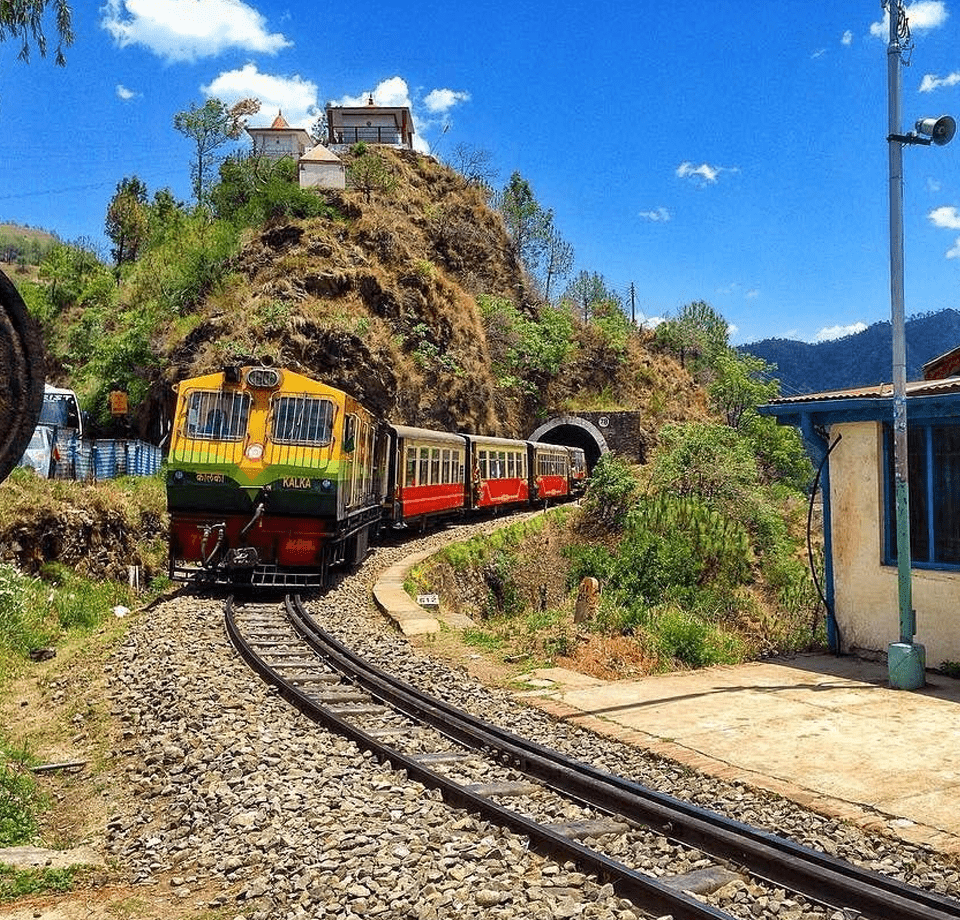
528;415;608;470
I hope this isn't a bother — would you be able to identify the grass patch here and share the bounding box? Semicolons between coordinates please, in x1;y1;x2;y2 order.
0;864;85;902
462;628;504;653
0;743;43;848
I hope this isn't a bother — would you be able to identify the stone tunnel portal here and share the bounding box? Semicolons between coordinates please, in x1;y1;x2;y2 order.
528;416;609;471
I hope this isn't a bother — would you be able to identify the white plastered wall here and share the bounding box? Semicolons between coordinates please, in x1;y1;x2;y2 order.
828;420;960;667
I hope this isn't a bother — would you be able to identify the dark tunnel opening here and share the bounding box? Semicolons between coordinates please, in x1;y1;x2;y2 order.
531;422;605;471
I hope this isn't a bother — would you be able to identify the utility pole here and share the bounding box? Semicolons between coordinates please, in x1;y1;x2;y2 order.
630;283;636;326
883;0;955;688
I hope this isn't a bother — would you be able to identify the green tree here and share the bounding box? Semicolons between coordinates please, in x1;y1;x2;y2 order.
709;349;778;429
37;241;101;313
1;0;73;64
105;175;149;271
655;299;729;376
561;270;619;323
173;97;260;205
709;349;812;489
541;225;574;302
347;148;399;203
496;171;552;276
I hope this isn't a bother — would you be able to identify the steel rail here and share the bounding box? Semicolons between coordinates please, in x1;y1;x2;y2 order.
285;595;960;920
225;596;733;920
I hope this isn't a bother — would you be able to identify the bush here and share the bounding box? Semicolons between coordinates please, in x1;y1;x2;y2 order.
581;454;640;529
212;156;334;226
652;608;744;669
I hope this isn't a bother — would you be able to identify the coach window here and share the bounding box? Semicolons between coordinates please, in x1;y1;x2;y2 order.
405;446;417;486
418;447;430;485
478;450;488;478
456;450;465;482
441;449;451;483
431;448;441;484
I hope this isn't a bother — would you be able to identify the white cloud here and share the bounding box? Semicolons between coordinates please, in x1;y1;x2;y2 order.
920;71;960;92
841;30;853;46
333;76;413;109
746;289;760;300
101;0;291;62
676;161;737;185
423;88;470;114
639;207;670;222
870;1;948;38
815;322;868;342
929;205;960;229
811;48;826;60
116;84;137;100
639;315;665;330
947;237;960;258
203;64;319;129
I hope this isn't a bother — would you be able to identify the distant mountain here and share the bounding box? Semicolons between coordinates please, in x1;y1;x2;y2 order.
740;309;960;396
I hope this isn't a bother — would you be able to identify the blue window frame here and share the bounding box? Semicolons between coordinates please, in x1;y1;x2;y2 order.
883;423;960;569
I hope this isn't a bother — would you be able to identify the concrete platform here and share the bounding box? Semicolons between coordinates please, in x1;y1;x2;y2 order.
515;655;960;854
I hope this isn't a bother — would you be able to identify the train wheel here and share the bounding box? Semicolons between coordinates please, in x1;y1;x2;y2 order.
0;269;45;483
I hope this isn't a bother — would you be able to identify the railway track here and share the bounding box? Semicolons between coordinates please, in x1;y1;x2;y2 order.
226;594;960;920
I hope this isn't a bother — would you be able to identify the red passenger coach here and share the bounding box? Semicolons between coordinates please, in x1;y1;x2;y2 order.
387;425;467;525
532;442;572;501
568;446;588;495
466;434;531;510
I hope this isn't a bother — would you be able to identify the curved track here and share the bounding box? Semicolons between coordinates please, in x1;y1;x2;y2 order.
226;594;960;920
0;268;45;482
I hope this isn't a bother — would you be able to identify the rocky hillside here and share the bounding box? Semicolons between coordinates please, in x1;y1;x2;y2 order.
128;147;705;440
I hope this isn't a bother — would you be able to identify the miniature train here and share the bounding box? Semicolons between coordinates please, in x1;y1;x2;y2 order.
166;365;587;588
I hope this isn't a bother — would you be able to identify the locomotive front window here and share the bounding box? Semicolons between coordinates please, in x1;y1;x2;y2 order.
186;390;251;441
271;396;335;445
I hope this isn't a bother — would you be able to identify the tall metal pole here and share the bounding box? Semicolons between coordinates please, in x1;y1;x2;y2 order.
887;1;914;644
886;1;924;689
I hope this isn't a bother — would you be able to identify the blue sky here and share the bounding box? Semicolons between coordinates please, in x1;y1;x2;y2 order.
2;1;960;345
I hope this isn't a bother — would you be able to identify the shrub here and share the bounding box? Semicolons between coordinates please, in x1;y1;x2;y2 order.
581;454;640;529
652;608;744;669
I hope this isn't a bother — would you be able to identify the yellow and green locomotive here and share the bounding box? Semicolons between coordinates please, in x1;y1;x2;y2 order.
166;366;387;587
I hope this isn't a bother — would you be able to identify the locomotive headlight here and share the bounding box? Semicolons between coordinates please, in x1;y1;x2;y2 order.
246;443;265;461
173;470;184;481
321;479;333;492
